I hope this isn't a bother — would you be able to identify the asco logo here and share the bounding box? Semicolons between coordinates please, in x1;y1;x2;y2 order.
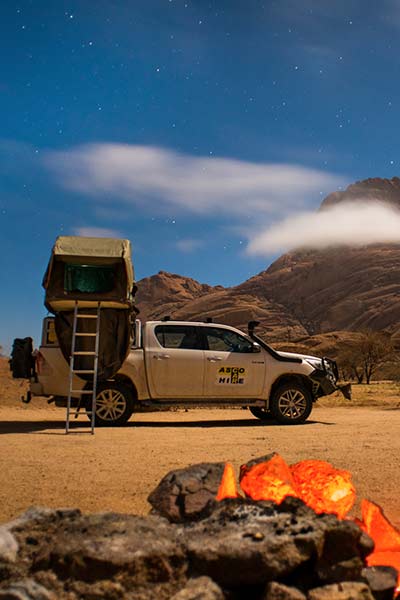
217;366;246;385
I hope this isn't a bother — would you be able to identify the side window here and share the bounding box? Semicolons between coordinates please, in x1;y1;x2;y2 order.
41;318;58;346
155;325;202;350
204;327;254;353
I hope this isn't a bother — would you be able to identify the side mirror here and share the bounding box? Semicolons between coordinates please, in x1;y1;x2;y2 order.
252;342;261;353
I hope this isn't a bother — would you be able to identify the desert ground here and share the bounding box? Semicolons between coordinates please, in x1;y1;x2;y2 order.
1;358;400;528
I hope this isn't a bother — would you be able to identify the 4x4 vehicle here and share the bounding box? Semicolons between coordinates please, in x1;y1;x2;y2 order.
25;318;350;426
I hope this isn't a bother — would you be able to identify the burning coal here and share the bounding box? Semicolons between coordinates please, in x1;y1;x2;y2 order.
217;453;400;595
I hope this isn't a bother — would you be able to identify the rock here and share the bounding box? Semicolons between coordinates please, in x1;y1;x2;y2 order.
148;462;225;522
264;581;306;599
307;582;374;600
170;577;224;599
0;528;19;563
361;566;399;600
0;579;55;600
6;508;79;532
183;498;367;588
315;518;374;584
32;512;186;585
0;493;383;599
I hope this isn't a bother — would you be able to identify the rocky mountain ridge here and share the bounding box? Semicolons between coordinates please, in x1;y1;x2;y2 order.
136;177;400;349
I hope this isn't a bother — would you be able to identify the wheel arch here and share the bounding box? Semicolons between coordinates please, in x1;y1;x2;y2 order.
269;373;314;405
112;374;138;401
84;374;139;401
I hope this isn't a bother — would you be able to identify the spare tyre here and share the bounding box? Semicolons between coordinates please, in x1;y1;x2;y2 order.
9;337;34;379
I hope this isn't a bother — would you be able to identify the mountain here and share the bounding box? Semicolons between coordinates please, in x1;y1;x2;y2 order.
136;273;308;341
135;271;220;322
321;177;400;210
136;177;400;347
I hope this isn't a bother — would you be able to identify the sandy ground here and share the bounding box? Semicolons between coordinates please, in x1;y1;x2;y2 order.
1;401;399;528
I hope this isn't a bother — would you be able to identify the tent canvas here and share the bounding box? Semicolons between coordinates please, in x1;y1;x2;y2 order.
43;236;136;312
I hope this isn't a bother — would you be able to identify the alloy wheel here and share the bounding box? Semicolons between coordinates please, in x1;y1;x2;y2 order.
96;389;127;421
277;388;307;419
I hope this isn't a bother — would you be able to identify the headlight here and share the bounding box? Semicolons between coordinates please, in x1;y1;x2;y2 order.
306;358;324;371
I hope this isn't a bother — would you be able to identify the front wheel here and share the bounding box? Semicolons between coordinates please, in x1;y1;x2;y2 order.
86;382;134;426
270;382;312;425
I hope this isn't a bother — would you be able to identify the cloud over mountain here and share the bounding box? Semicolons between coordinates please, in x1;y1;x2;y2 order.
247;200;400;254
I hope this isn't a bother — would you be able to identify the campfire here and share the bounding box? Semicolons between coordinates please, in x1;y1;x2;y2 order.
1;453;399;600
216;453;400;596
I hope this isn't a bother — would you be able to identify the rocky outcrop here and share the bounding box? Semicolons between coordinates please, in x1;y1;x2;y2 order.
238;245;400;340
321;177;400;210
136;271;221;322
136;178;400;346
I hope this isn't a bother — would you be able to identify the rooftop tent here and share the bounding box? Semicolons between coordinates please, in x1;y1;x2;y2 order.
42;236;138;380
43;236;135;312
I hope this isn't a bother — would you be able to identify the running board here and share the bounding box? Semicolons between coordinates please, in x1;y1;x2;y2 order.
141;399;266;408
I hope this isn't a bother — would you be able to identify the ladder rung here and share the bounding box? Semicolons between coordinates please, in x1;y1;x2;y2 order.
70;389;94;394
75;333;97;337
74;370;95;374
76;314;98;319
73;351;97;356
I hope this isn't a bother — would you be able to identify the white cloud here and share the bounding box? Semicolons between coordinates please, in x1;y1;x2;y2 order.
73;226;123;238
247;201;400;254
176;238;204;253
45;143;344;219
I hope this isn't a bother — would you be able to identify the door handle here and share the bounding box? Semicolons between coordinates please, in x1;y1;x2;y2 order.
207;356;223;362
153;354;170;360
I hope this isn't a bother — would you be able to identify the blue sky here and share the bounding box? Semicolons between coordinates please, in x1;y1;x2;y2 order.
1;0;400;352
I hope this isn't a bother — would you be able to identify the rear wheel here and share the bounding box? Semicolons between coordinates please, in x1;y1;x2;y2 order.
249;407;274;421
86;382;134;426
270;382;312;425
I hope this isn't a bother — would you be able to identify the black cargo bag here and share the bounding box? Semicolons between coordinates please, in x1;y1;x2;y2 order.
9;337;34;379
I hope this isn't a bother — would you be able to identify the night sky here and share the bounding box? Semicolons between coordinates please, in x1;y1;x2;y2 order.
1;0;400;352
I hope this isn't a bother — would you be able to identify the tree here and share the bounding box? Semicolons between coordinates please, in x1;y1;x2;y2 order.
359;330;393;384
338;330;393;384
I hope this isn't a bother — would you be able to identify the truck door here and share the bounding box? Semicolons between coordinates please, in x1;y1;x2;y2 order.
202;326;265;398
147;324;204;398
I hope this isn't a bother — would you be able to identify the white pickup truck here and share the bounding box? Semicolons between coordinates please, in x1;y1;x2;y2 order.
23;318;349;426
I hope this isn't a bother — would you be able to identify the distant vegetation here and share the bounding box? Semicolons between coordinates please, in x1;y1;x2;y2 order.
337;330;395;384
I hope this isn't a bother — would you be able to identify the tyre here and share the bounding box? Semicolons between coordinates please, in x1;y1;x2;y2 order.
249;407;274;421
270;382;312;425
86;382;134;426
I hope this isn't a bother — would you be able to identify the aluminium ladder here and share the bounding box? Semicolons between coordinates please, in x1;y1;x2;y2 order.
66;301;101;434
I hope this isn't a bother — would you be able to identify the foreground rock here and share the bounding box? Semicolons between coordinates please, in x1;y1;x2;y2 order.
0;500;392;600
0;460;397;600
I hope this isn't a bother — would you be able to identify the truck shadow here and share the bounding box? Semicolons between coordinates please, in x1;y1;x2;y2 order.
129;418;335;428
0;418;335;434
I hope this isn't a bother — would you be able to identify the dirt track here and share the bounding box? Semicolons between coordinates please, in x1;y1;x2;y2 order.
0;404;399;528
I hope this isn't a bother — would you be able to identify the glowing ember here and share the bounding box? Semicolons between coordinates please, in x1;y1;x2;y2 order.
360;499;400;593
216;455;400;596
216;462;239;501
239;454;298;503
291;459;356;519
